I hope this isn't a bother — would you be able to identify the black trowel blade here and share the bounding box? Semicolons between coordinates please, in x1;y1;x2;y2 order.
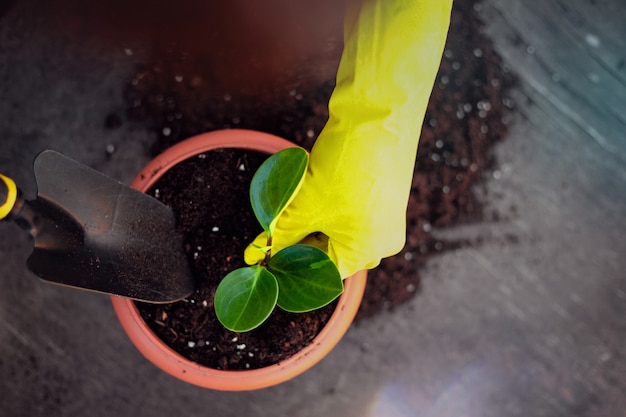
27;150;194;303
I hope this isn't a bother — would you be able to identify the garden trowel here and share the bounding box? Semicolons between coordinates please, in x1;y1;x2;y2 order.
0;150;194;303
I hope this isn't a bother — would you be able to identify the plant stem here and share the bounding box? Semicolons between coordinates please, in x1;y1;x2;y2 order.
261;236;272;266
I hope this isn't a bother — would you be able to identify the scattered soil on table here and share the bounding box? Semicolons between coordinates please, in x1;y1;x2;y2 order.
136;149;338;370
112;0;516;363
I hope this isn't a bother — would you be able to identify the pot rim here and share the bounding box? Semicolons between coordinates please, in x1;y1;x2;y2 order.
111;129;367;391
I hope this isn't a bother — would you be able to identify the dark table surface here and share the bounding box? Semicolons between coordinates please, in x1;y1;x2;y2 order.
1;0;624;416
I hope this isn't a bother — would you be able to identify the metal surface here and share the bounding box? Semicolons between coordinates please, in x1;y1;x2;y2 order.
8;150;194;302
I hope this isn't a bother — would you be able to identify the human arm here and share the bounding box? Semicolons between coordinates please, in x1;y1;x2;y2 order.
246;0;453;278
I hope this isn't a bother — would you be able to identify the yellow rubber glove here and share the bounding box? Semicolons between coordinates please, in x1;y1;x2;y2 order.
245;0;452;278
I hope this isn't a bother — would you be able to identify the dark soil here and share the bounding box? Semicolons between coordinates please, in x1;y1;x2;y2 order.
109;0;516;368
135;149;338;370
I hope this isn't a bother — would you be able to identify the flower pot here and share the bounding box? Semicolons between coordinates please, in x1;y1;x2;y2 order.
111;129;367;391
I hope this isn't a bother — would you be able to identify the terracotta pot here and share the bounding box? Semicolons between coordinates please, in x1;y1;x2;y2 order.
111;129;367;391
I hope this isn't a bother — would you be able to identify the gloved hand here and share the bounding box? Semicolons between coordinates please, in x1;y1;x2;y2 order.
245;0;452;278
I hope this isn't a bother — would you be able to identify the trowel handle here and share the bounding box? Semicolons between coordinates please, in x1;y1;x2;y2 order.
0;173;22;221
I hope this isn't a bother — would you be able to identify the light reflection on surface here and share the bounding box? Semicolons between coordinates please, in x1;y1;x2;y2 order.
366;362;493;417
364;348;564;417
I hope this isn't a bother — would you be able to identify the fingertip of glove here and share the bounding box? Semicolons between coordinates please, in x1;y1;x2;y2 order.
244;245;263;265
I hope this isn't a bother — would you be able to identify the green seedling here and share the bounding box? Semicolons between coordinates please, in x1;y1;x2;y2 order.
214;148;344;332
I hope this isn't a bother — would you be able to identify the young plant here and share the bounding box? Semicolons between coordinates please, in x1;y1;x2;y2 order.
214;148;344;332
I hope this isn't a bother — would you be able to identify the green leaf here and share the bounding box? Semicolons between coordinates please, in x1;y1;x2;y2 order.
268;245;344;313
214;265;279;332
250;147;308;235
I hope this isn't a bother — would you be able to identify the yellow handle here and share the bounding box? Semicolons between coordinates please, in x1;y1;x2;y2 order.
0;173;18;220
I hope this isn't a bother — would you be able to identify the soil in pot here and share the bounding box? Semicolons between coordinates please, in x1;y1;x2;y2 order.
135;148;337;370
